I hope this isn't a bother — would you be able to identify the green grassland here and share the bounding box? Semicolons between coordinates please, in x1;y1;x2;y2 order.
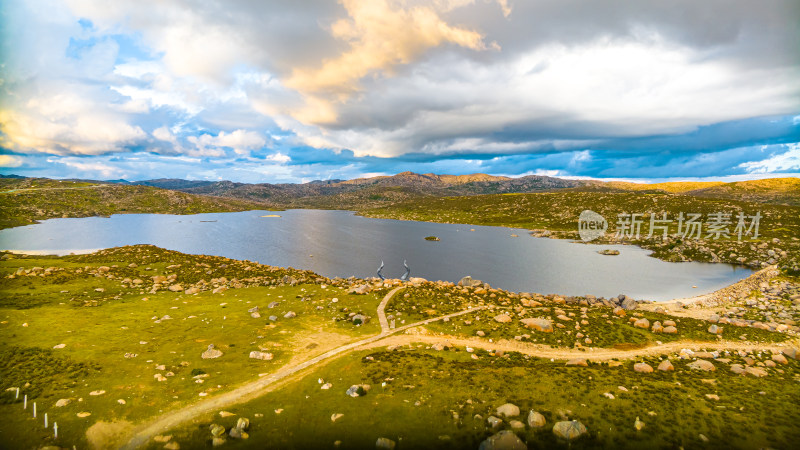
0;246;387;449
1;246;797;449
0;180;268;230
361;191;800;271
157;346;800;450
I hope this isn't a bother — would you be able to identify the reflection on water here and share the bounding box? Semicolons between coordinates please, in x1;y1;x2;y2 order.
0;209;752;301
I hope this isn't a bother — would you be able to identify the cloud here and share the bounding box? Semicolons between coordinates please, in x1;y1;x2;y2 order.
739;144;800;173
0;154;23;167
1;0;799;183
187;130;269;157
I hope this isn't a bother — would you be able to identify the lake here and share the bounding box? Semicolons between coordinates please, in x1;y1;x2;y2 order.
0;209;752;301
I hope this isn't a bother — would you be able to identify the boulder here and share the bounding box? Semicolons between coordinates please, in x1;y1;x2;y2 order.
202;344;223;359
487;416;502;429
565;358;588;367
633;318;650;329
663;320;677;327
621;297;638;310
781;347;797;360
552;420;588;441
494;314;513;323
651;321;663;333
55;398;72;407
168;284;183;292
707;324;722;335
527;410;546;428
209;424;226;437
657;360;674;371
458;276;482;287
284;311;296;319
509;420;525;430
376;437;396;449
663;326;678;334
687;360;716;372
744;366;768;377
730;364;746;375
520;318;553;332
772;354;788;365
496;403;520;417
249;351;273;361
346;385;368;397
633;363;653;373
478;430;526;450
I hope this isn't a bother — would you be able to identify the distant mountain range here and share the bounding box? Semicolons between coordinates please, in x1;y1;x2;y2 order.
3;172;799;207
126;172;800;207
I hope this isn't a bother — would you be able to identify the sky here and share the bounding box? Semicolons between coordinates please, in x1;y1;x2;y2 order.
1;0;799;184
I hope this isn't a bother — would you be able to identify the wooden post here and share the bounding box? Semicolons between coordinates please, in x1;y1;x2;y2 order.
33;402;36;418
15;387;19;399
23;395;27;409
44;413;48;428
54;422;58;439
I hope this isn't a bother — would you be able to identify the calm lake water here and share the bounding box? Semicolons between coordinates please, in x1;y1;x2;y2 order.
0;209;752;301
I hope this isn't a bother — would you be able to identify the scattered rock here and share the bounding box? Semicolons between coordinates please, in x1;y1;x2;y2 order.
55;398;72;407
634;363;653;373
249;351;273;361
331;413;344;422
509;420;525;431
687;360;716;372
494;313;512;323
633;318;650;329
772;354;788;365
634;416;645;431
744;366;768;377
527;410;546;428
496;403;520;417
657;360;674;371
202;344;223;359
552;420;588;441
89;390;105;396
376;437;396;450
566;358;588;367
284;311;296;319
520;318;553;332
346;385;369;397
708;324;722;335
478;430;526;450
77;412;91;418
53;344;66;349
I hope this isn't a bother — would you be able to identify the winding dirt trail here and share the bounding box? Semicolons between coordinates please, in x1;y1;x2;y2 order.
377;286;404;333
120;286;791;449
363;334;788;361
120;287;482;449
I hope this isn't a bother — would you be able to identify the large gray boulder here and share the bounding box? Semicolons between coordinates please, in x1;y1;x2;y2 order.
621;297;638;310
496;403;520;417
553;420;588;441
527;410;546;428
201;344;223;359
458;276;482;287
520;318;553;332
478;430;526;450
687;359;716;372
